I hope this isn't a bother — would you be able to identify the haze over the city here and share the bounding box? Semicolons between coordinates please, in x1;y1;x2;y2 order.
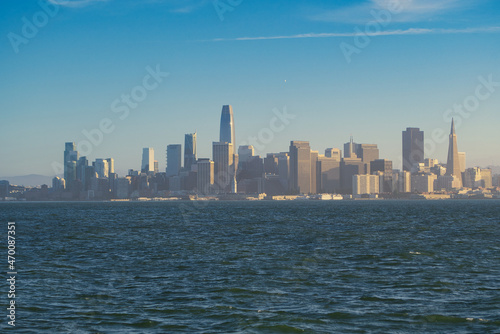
1;0;500;177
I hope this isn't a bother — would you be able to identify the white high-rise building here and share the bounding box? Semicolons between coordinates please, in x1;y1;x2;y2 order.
353;174;379;195
458;152;466;173
142;148;154;173
106;158;115;175
399;170;412;193
94;159;109;178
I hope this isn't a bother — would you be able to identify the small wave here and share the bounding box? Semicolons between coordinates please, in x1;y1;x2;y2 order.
417;314;470;323
255;324;306;333
466;317;490;323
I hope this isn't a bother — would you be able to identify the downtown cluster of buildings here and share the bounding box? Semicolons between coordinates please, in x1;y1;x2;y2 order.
1;106;499;201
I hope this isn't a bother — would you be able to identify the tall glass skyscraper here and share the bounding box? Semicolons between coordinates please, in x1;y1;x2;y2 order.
213;141;235;193
77;157;88;190
402;127;424;171
289;141;312;194
64;142;78;190
219;105;235;145
94;159;109;178
184;132;197;171
167;144;182;177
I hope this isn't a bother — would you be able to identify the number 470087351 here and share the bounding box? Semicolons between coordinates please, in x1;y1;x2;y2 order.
8;222;15;271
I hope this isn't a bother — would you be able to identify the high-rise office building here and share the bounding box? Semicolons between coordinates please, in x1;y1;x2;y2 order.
264;153;280;175
94;159;109;178
116;177;131;199
371;159;393;193
399;170;412;193
343;137;379;163
167;144;182;177
402;127;424;172
340;157;366;194
463;167;492;188
277;154;290;191
238;148;264;177
184;132;197;171
154;160;159;174
237;154;264;194
238;145;254;164
353;174;380;195
458;152;466;173
84;165;95;190
64;142;77;164
220;105;235;145
289;141;312;194
310;151;319;194
317;155;341;193
392;170;411;193
142;148;154;173
411;173;437;193
197;159;214;194
66;161;77;188
445;119;462;186
76;157;89;190
482;169;493;188
435;175;460;191
76;157;88;179
358;144;379;163
325;148;341;161
64;142;78;190
344;136;357;158
483;169;493;188
106;158;115;175
52;177;65;191
213;142;236;193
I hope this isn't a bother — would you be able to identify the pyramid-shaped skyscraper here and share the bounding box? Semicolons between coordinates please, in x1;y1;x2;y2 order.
446;118;462;186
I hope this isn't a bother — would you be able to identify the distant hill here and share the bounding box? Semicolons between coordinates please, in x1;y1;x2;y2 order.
0;174;56;187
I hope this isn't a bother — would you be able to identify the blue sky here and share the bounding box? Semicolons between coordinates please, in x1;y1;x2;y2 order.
1;0;500;177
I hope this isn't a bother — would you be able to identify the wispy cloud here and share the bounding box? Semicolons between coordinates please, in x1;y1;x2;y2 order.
48;0;111;8
311;0;467;24
49;0;210;12
145;0;212;14
209;26;500;42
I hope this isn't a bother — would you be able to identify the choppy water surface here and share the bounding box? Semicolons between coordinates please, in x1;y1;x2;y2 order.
1;200;499;333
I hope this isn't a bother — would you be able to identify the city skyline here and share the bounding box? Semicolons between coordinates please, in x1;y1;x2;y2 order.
53;114;485;179
2;0;500;177
1;104;498;199
5;114;493;200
